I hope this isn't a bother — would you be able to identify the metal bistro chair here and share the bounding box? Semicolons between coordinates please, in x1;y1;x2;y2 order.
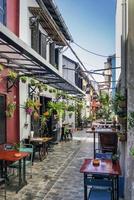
99;132;118;154
9;143;33;179
0;178;6;200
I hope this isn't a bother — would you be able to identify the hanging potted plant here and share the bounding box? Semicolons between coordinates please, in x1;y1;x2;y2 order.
25;99;35;115
0;64;3;72
33;111;40;121
6;100;16;118
20;76;27;83
30;79;36;86
36;82;44;92
7;70;17;82
41;114;47;129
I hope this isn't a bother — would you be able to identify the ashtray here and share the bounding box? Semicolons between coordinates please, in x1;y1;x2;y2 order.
14;153;21;157
92;159;100;166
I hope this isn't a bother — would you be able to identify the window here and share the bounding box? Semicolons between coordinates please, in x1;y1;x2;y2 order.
49;42;55;66
39;31;47;59
0;95;6;144
0;0;6;25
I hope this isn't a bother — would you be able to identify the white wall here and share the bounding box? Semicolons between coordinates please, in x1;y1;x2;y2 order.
115;0;122;80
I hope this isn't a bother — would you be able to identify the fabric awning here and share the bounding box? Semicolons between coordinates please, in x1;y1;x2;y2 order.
0;23;84;95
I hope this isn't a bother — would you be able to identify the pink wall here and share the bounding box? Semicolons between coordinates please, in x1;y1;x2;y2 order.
6;0;19;36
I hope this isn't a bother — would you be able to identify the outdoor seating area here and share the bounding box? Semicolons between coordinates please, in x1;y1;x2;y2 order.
80;122;123;200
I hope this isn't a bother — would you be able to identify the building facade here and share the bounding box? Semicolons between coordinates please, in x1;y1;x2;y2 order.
0;0;83;145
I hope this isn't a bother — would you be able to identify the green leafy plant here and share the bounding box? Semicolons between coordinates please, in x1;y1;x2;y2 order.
128;112;134;129
6;100;16;118
25;99;35;115
130;147;134;157
48;101;67;118
49;89;53;93
7;70;17;81
30;79;36;86
67;105;75;112
20;76;27;83
0;64;3;72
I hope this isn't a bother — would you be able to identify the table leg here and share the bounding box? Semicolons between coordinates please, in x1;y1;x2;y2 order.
93;131;95;158
17;159;22;192
84;173;87;200
23;157;27;184
117;176;119;200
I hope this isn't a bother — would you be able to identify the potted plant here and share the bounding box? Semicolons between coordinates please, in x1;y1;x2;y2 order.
49;89;53;93
112;153;119;164
128;111;134;129
41;114;47;129
36;82;44;92
118;132;127;142
25;99;35;115
20;76;27;83
7;70;17;82
0;64;3;72
67;105;75;112
6;100;16;118
33;111;40;121
30;79;36;86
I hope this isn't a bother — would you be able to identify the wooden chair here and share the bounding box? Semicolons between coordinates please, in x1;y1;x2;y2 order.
99;132;118;154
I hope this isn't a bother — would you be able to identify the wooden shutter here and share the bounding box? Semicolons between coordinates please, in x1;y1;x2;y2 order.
41;33;47;59
55;48;59;69
49;42;55;66
31;20;39;53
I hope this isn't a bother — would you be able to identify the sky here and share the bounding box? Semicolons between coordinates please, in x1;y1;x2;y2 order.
55;0;116;84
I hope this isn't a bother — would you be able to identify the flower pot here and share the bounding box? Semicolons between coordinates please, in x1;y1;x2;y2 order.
119;134;127;142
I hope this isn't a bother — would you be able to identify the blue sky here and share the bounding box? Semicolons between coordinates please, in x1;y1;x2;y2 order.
55;0;116;82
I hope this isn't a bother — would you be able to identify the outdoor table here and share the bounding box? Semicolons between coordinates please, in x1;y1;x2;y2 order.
86;128;118;158
80;159;121;200
0;150;29;193
30;137;53;160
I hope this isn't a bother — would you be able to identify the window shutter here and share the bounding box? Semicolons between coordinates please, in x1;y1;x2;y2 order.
41;33;47;59
55;48;59;69
49;42;55;66
31;20;39;53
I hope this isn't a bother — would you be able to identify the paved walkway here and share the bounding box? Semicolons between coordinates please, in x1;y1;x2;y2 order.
2;129;124;200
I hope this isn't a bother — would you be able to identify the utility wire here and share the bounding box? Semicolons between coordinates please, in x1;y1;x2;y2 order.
66;41;97;84
73;41;120;58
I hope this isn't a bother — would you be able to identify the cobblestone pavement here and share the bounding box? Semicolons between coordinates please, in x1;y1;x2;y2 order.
1;129;123;200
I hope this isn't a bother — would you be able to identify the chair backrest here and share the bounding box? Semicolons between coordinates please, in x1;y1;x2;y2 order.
99;132;118;153
19;144;34;164
3;143;14;150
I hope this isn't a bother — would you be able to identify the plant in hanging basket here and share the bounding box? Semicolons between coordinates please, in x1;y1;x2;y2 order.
25;99;35;115
0;64;3;72
20;76;27;83
128;111;134;129
49;89;53;93
43;85;48;91
33;111;40;121
67;105;75;112
7;70;17;82
6;100;16;118
30;79;36;86
69;112;73;118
